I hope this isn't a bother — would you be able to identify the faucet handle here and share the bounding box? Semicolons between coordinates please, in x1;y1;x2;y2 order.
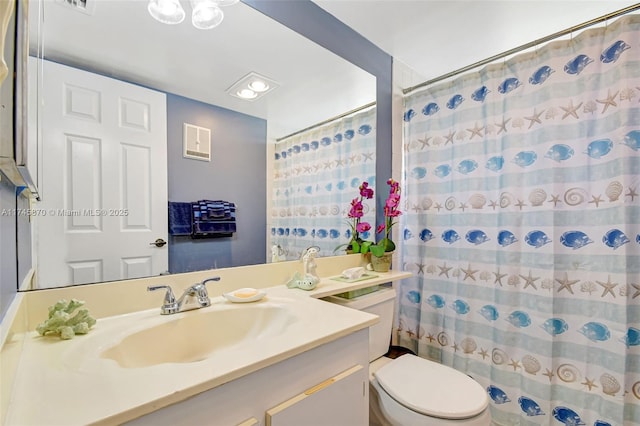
148;285;179;315
192;276;220;306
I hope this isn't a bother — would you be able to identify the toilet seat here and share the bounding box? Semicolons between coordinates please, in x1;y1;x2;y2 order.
373;354;488;419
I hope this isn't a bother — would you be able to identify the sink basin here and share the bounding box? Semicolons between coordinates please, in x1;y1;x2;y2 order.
101;303;295;368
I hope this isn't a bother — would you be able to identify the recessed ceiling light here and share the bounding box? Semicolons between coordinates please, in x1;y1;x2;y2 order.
226;72;280;102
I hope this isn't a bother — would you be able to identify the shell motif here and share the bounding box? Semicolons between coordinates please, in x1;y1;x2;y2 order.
528;188;547;206
445;196;457;211
422;102;440;116
460;337;477;354
500;192;514;208
522;355;541;375
492;348;509;365
633;381;640;399
584;100;598;114
564;187;588;206
507;275;521;286
600;373;621;396
469;193;486;209
487;385;511;404
437;332;450;346
557;364;581;383
421;197;433;210
602;229;630;250
330;205;340;215
552;406;586;425
605;181;623;201
518;396;545;416
578;322;611;342
419;228;435;242
426;294;446;309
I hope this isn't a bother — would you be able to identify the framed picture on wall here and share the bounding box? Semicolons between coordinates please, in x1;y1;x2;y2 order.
183;122;211;161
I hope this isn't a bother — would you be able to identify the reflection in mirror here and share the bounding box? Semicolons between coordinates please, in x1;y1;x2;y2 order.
20;0;375;290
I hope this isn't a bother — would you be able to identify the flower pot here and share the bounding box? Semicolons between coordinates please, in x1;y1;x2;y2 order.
371;251;393;272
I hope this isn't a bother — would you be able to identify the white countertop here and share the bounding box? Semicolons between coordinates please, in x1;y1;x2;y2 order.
5;271;410;426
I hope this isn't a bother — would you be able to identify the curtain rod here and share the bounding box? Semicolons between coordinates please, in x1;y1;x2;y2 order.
403;3;640;95
276;101;376;142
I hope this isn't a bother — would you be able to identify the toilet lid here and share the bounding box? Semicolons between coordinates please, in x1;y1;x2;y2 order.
374;354;488;419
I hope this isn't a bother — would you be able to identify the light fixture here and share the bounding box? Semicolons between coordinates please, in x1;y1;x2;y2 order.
147;0;185;25
226;72;280;102
148;0;237;29
191;0;223;30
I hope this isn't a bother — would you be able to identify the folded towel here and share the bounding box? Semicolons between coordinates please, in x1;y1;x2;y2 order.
191;200;236;238
168;202;192;236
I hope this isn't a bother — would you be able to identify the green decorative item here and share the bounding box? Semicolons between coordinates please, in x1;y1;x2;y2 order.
336;181;375;254
36;299;96;340
370;178;401;260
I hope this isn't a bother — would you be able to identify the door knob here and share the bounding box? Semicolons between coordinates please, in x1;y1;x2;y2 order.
150;238;167;247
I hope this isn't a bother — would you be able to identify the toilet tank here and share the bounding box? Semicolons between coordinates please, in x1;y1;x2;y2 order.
323;286;396;362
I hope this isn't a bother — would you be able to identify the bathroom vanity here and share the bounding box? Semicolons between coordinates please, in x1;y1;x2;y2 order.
1;256;411;425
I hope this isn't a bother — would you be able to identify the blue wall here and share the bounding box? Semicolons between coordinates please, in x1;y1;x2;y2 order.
167;94;267;272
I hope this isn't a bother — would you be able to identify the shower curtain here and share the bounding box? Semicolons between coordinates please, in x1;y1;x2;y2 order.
399;15;639;425
271;106;376;260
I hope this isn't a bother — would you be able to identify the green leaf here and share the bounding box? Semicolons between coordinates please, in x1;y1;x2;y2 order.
370;244;385;257
352;240;360;253
360;241;372;254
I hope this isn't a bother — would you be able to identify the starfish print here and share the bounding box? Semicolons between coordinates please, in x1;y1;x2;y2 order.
508;359;521;371
461;264;478;281
323;161;332;170
560;99;583;119
489;200;499;210
494;268;507;286
335;159;345;167
589;195;603;207
625;186;638;202
349;154;358;164
556;272;579;294
459;202;468;212
631;283;640;299
524;108;545;129
495;117;511;134
412;204;421;213
467;122;484;139
434;202;443;212
478;348;489;360
426;334;435;343
444;130;456;145
596;89;619;113
582;377;598;391
515;199;527;210
417;136;431;149
451;342;459;352
416;262;425;275
549;194;562;207
439;262;453;278
596;275;618;298
362;152;374;162
520;270;540;290
543;368;555;382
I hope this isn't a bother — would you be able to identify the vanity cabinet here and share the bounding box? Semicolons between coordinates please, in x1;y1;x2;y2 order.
125;328;369;426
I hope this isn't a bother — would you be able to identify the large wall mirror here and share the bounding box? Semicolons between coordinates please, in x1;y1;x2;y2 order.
19;0;376;291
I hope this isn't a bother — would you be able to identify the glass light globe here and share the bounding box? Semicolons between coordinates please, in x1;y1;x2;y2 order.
148;0;185;25
191;0;224;30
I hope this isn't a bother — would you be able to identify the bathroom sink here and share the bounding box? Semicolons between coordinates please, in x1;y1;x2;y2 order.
100;303;295;368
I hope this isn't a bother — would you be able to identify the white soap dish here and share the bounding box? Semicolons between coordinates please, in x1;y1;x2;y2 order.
223;288;266;303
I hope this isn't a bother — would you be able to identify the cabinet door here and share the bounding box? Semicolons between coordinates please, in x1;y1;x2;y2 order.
266;364;366;426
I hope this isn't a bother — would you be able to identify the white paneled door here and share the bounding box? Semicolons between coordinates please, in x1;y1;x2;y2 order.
34;59;168;288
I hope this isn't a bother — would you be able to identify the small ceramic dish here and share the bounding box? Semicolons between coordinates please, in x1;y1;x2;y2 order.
223;287;266;303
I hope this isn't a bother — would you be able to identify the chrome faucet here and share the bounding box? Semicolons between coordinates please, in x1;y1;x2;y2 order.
148;277;221;315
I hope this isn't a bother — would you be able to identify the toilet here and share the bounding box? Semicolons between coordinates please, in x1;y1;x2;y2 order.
324;286;491;425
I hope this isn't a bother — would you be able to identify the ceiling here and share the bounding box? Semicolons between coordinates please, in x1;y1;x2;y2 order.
313;0;640;87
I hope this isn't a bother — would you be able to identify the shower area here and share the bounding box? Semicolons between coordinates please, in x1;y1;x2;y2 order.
397;10;640;426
